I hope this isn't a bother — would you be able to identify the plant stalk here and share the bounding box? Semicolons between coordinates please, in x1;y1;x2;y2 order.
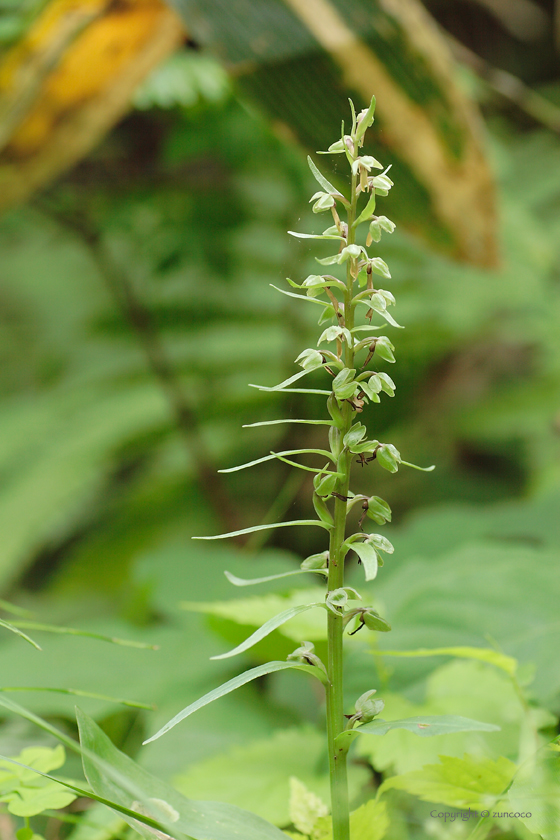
325;162;358;840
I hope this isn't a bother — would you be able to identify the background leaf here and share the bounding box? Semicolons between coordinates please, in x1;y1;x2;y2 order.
380;754;517;810
78;708;290;840
174;728;368;826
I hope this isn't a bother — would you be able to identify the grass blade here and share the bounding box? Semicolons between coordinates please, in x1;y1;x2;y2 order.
0;618;41;650
0;686;154;710
10;622;158;650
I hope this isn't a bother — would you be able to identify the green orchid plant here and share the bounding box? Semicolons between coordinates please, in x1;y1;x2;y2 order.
0;95;515;840
141;96;498;840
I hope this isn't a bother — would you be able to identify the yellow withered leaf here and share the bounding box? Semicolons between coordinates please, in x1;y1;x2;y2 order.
0;0;184;211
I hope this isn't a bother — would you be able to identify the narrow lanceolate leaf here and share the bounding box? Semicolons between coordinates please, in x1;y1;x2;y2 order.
250;387;332;396
272;452;339;477
354;191;377;227
270;284;333;307
249;366;326;393
0;618;41;650
243;419;333;428
143;661;328;744
307;155;341;197
211;603;324;660
0;686;154;710
193;520;332;541
336;714;500;751
400;460;435;472
10;622;158;650
77;709;291;840
355;299;403;328
218;449;334;473
288;230;345;241
224;568;327;587
377;647;517;677
356;715;500;737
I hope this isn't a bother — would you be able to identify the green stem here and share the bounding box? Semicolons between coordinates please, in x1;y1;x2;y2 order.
327;492;351;840
325;159;359;840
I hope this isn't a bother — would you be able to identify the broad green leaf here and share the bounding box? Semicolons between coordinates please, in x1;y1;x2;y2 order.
224;569;326;587
381;754;517;809
143;661;328;745
377;647;517;677
311;798;389;840
349;798;389;840
0;756;179;839
2;781;77;818
77;709;289;840
173;729;368;828
0;756;182;839
0;382;170;590
210;603;324;660
357;715;499;738
353;661;525;775
374;540;560;706
0;745;66;777
508;743;560;839
0;746;77;816
193;519;331;541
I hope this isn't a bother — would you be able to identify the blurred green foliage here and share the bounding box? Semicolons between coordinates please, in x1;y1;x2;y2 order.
0;10;559;836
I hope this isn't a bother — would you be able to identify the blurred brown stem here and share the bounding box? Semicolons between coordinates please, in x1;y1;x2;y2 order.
0;814;16;840
450;37;560;133
39;203;242;539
